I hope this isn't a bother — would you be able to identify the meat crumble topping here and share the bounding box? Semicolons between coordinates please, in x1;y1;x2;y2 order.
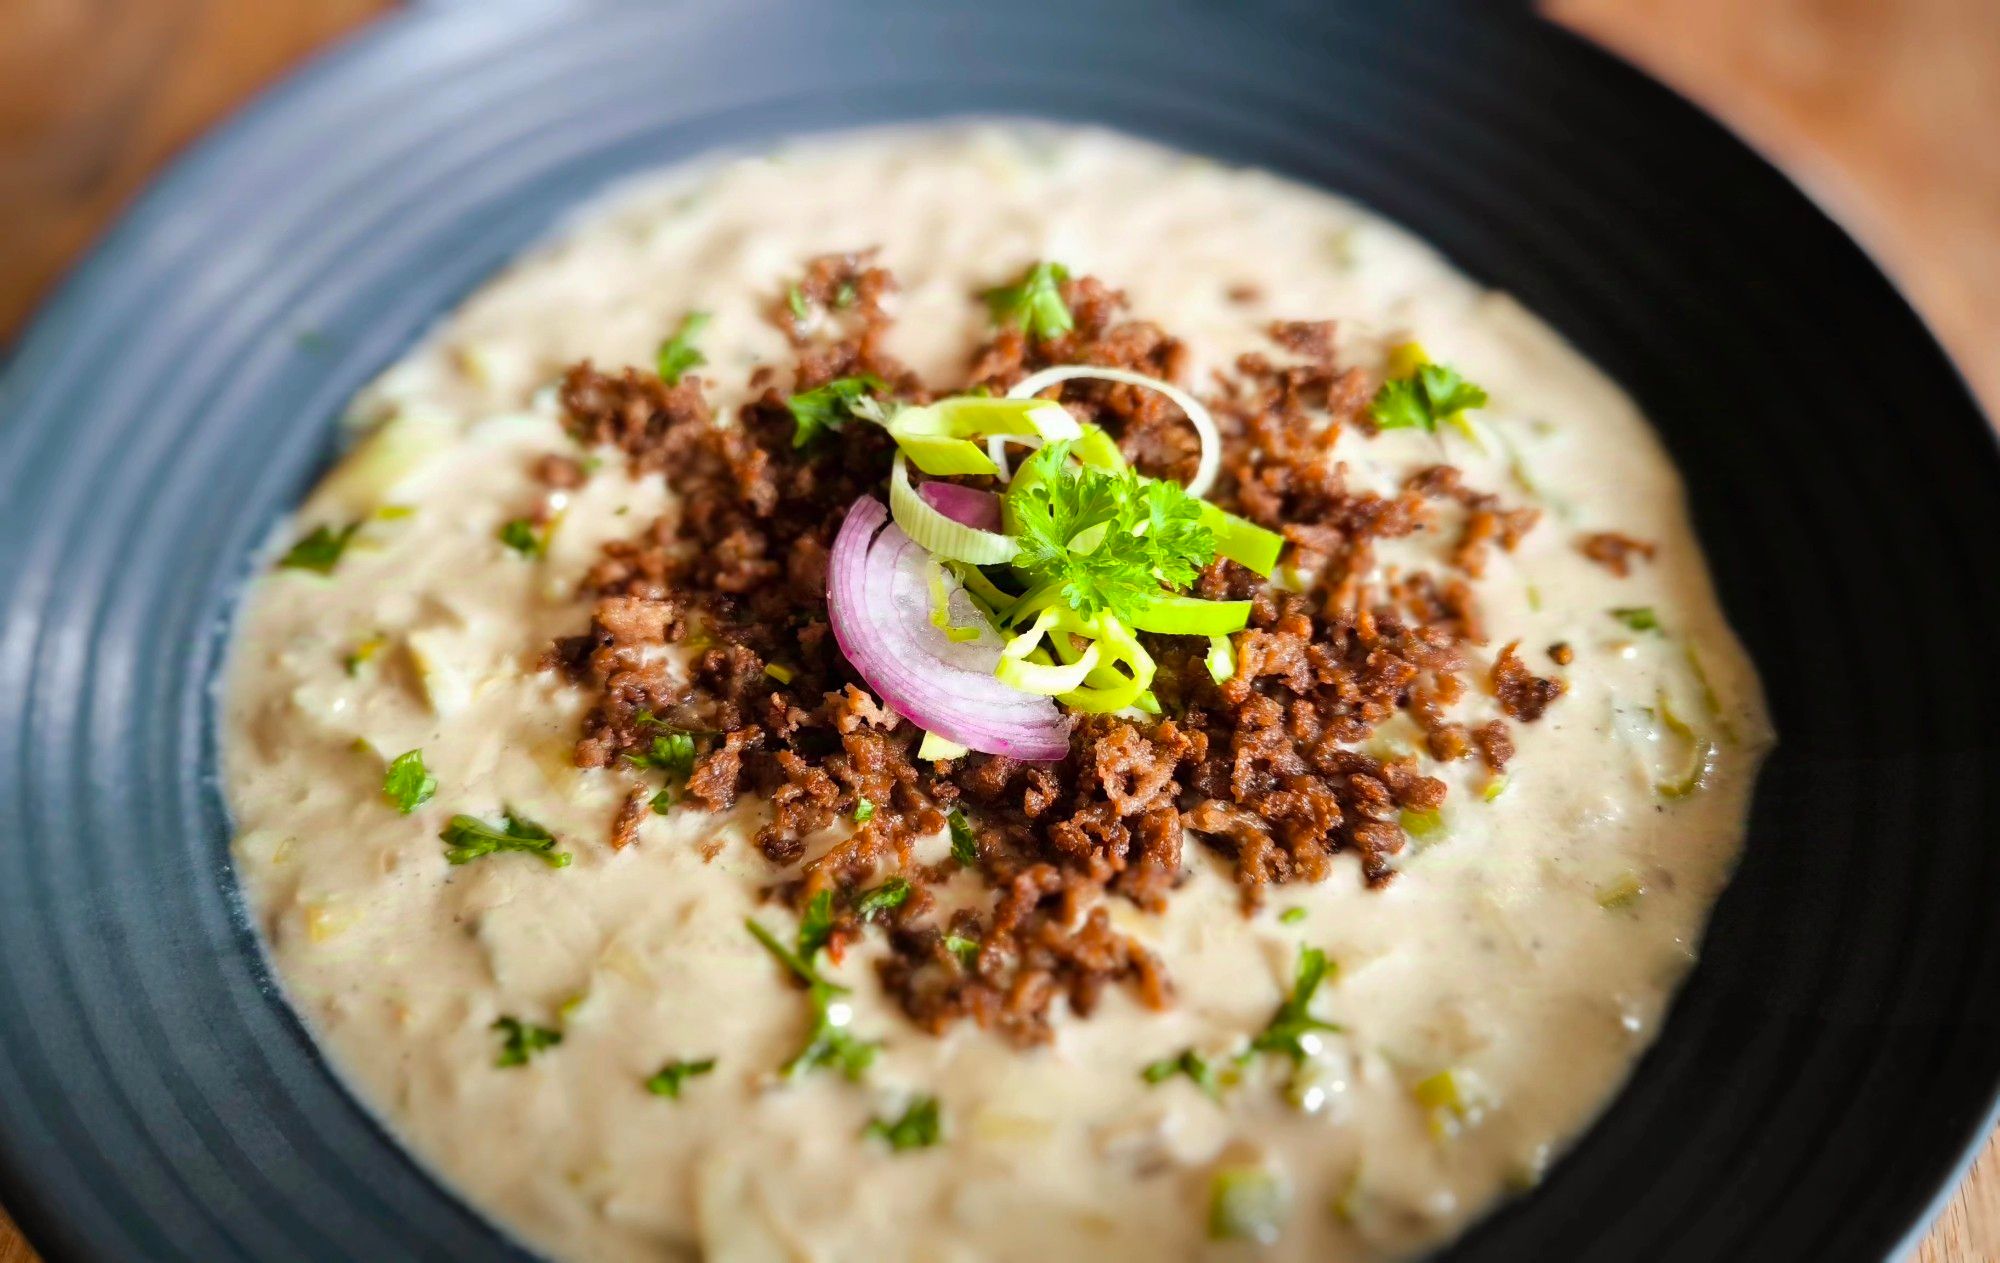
541;258;1563;1044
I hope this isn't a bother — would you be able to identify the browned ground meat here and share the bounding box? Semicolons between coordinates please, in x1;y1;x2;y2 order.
541;263;1575;1044
1579;530;1657;576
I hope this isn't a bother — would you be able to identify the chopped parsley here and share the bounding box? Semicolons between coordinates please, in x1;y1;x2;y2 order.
1368;362;1488;434
278;522;361;574
746;903;880;1081
1002;442;1216;623
382;749;437;815
440;810;572;868
625;730;697;777
1610;606;1661;633
852;797;876;824
1249;945;1343;1062
492;1016;561;1067
947;809;979;867
984;261;1074;340
498;517;547;558
943;933;980;967
1278;906;1308;926
787;285;810;320
1142;1047;1234;1099
644;1057;717;1098
833;280;858;309
864;1096;943;1151
786;374;885;448
655;310;711;385
854;878;911;921
796;889;836;961
342;632;386;676
649;787;675;815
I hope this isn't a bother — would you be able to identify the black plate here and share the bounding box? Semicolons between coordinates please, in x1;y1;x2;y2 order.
1;3;1996;1259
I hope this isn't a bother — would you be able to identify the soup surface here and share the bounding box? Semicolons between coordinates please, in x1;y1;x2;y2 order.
225;124;1770;1262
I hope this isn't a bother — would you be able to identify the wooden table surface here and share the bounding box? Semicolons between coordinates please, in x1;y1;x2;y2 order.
1;2;1995;1259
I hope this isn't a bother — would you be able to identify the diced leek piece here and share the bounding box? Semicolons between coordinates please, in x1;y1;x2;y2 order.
1134;689;1162;715
889;396;1078;442
1597;874;1645;910
1199;502;1285;577
997;646;1100;694
1481;775;1509;802
1072;423;1126;470
917;730;968;761
1399;808;1446;842
948;562;1015;614
1129;593;1253;636
763;663;795;684
927;561;984;643
1414;1068;1488;1138
1057;616;1156;713
1684;643;1741;744
318;411;455;514
1205;634;1236;684
1655;691;1717;799
1207;1165;1289;1244
1385;340;1429;379
888;454;1018;565
893;432;999;477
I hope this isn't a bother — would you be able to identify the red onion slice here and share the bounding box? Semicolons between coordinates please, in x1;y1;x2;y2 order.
918;481;1004;533
827;497;1069;762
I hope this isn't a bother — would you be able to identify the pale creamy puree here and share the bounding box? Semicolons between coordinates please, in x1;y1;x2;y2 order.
225;125;1771;1262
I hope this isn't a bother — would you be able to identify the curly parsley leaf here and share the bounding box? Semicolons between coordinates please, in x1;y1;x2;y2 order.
441;810;572;868
948;809;980;868
864;1096;943;1151
786;373;885;449
1248;945;1343;1062
1367;360;1489;433
655;310;711;385
492;1016;562;1068
382;749;437;815
645;1057;717;1098
854;878;911;921
748;902;881;1082
278;522;361;574
985;261;1073;340
1002;442;1216;622
498;517;547;559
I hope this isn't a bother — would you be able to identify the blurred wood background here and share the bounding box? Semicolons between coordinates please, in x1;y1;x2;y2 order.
0;1;1995;1260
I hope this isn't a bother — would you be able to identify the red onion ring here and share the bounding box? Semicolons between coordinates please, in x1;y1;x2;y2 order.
827;497;1069;762
918;481;1004;533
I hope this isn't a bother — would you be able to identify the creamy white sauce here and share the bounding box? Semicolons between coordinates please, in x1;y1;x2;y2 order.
224;125;1771;1263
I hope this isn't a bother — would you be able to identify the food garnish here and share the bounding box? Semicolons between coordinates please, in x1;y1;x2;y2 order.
655;311;710;385
787;374;886;449
1207;1164;1289;1243
382;749;437;815
1609;606;1660;633
492;1016;561;1068
984;260;1074;340
278;522;361;573
1369;345;1489;436
645;1057;716;1098
440;810;572;868
746;905;880;1081
864;1096;944;1151
498;517;548;559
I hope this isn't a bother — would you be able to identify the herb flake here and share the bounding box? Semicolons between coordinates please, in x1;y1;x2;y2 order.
865;1096;943;1151
985;261;1073;340
854;878;911;920
278;522;361;574
1248;945;1342;1063
498;517;547;559
382;749;437;815
1610;606;1661;633
645;1057;717;1098
440;810;572;868
786;373;885;448
1368;361;1489;434
947;809;979;867
655;311;711;385
492;1016;561;1068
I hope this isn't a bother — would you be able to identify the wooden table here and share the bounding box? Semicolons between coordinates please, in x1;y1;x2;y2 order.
1;2;1994;1259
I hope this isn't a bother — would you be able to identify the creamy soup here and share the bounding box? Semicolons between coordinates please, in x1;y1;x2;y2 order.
225;125;1770;1262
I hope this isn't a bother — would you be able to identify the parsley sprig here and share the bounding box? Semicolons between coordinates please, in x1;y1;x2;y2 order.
787;374;886;448
440;809;572;868
1368;362;1488;434
1248;945;1343;1062
655;311;711;385
1142;1048;1236;1100
985;261;1074;340
746;900;880;1081
1002;442;1216;623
